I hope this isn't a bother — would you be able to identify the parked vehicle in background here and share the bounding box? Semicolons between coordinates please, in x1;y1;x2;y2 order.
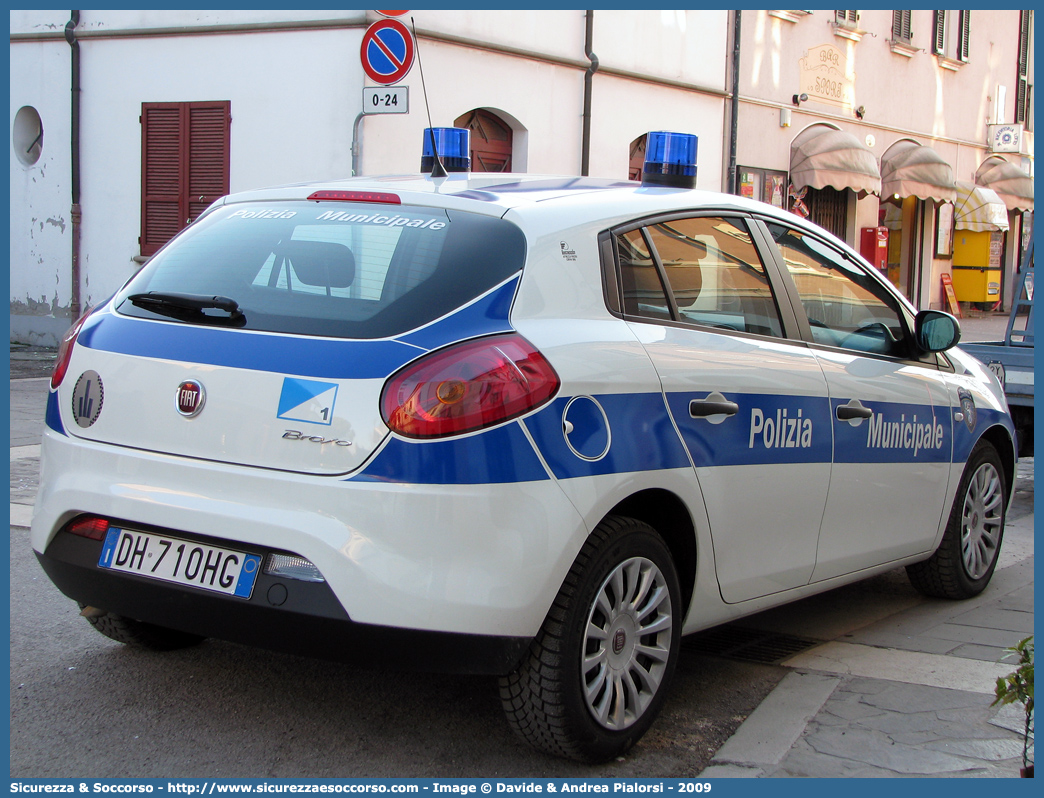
960;241;1034;457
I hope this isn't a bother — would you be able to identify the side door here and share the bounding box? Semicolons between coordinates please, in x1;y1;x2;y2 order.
609;213;832;604
760;221;954;582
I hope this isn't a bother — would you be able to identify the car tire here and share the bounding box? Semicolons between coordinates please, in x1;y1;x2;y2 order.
906;440;1007;600
499;515;682;762
78;604;206;651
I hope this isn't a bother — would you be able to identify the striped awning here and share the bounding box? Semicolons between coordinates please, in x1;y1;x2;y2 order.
880;140;956;203
790;125;881;197
954;181;1010;232
974;156;1033;211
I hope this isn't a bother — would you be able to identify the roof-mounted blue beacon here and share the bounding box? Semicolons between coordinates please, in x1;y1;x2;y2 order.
421;127;471;174
642;131;697;189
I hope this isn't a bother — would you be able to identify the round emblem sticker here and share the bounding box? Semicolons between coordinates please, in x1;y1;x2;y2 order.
71;370;104;428
176;380;206;418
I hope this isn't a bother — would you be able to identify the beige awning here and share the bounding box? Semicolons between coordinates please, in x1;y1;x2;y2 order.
880;140;956;203
954;181;1010;232
790;125;881;197
974;156;1033;211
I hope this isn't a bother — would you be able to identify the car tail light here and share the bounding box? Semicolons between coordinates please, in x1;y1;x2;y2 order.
50;309;92;390
381;334;560;439
67;516;110;541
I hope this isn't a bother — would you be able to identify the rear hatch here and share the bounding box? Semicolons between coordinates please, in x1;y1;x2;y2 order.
61;198;525;475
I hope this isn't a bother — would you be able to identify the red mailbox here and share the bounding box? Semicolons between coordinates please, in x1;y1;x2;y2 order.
860;226;889;271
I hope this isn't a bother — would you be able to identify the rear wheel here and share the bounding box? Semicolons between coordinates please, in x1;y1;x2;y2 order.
78;604;205;650
906;440;1007;599
499;516;681;762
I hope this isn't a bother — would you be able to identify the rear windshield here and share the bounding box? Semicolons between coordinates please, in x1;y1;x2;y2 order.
116;201;526;339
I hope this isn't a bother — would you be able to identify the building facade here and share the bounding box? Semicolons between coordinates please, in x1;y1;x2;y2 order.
9;9;1033;344
734;9;1034;312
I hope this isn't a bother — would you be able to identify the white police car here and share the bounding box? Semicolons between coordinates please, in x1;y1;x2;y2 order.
33;130;1016;762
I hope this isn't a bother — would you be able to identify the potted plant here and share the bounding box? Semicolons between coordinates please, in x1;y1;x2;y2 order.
993;635;1034;777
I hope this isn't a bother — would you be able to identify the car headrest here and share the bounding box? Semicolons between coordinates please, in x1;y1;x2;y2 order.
281;240;356;288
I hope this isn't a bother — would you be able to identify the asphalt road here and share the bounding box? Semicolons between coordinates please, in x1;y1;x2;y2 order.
10;529;783;778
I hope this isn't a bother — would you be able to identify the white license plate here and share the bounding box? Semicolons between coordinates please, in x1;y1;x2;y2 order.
98;528;262;598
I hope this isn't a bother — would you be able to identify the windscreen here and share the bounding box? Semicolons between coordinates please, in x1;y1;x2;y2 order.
116;201;526;339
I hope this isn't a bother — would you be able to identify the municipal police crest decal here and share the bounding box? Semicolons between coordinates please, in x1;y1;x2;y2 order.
958;388;976;433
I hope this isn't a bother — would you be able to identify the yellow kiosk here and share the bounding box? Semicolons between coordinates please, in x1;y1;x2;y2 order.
950;182;1009;303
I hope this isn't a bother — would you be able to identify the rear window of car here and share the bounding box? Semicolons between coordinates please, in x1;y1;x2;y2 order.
115;201;526;339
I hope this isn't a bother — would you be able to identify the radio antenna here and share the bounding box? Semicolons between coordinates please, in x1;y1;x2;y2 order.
410;16;447;178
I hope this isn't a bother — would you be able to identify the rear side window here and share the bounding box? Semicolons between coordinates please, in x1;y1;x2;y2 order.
116;202;525;339
614;216;784;338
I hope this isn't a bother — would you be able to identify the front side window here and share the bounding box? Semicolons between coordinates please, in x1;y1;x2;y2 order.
616;216;784;338
767;222;910;357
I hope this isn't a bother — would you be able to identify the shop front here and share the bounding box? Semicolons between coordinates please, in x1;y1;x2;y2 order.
787;123;881;244
951;181;1010;309
973;156;1034;311
878;139;956;307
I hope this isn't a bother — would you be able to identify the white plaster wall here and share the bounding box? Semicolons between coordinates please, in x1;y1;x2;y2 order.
10;40;73;340
360;38;584;176
596;10;727;88
56;28;365;317
9;10;366;32
416;9;583;62
588;78;725;186
10;9;733;343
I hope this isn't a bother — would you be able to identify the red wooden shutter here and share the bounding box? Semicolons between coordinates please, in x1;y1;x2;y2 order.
187;104;230;224
140;105;183;256
140;101;230;257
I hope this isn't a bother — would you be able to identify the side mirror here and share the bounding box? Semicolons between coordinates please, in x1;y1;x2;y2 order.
915;309;961;352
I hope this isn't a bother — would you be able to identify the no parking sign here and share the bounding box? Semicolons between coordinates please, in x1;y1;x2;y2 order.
360;18;415;85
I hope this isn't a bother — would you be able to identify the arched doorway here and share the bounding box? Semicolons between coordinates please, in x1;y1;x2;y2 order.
628;134;647;180
454;109;513;172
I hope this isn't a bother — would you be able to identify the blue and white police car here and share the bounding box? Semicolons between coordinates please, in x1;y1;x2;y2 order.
33;130;1016;762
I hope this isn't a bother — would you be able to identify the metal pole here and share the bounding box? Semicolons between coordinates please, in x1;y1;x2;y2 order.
727;10;741;195
581;10;598;177
65;10;82;320
351;111;364;176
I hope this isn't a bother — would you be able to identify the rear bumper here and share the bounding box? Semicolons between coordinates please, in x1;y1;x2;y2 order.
31;425;590;640
37;528;530;675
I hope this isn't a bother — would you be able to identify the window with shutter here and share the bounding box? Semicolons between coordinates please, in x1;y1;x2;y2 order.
835;10;859;27
957;10;970;61
931;10;970;67
891;10;912;42
140;101;230;257
1016;11;1032;125
932;10;946;54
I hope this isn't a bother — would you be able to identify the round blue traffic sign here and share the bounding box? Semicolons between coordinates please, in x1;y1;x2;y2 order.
361;19;415;85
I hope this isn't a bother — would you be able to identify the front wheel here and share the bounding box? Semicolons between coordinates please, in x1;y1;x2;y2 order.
499;516;682;762
906;440;1007;599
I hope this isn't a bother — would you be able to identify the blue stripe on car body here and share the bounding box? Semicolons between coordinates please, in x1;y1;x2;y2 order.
350;422;549;485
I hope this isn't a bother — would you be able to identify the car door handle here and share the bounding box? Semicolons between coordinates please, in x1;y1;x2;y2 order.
690;398;739;418
836;403;873;420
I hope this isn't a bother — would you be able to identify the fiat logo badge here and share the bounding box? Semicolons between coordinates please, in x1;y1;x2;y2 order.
613;629;627;655
176;380;206;418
